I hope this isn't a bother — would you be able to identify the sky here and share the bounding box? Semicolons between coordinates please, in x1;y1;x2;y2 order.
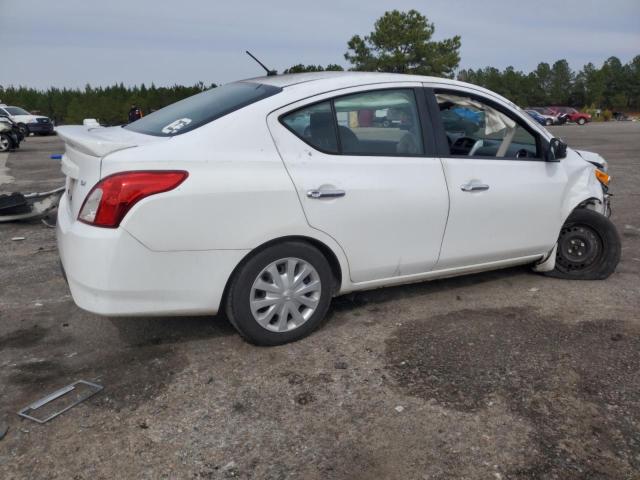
1;0;639;89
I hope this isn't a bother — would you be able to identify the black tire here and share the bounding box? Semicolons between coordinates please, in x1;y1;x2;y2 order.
577;117;586;125
545;118;553;126
545;208;620;280
0;134;11;152
225;241;334;346
17;123;29;137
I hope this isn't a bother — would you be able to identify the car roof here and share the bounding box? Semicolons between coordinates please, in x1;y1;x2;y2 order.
245;71;459;88
242;71;517;108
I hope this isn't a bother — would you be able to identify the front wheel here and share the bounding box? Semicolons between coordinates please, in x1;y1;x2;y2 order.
577;117;586;125
0;134;11;151
545;118;553;126
545;209;620;280
225;241;334;345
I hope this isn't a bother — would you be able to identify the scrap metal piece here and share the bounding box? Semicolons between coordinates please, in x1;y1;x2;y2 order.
18;380;103;424
0;186;64;223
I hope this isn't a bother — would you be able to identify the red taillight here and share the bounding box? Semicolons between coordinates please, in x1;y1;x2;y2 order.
78;170;188;228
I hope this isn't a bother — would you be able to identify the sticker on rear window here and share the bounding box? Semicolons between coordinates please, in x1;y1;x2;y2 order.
162;118;192;134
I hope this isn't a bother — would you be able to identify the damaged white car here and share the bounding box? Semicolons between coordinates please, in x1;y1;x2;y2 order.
56;72;620;345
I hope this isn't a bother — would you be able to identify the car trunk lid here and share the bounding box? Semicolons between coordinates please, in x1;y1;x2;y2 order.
56;125;169;218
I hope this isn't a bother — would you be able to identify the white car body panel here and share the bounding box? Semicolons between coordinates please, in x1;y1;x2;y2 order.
267;82;449;282
437;158;567;269
55;72;608;316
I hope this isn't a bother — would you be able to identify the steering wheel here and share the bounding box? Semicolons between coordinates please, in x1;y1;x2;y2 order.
468;139;484;156
451;136;476;155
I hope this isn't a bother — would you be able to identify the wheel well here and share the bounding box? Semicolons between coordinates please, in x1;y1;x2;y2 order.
220;236;344;311
574;197;602;213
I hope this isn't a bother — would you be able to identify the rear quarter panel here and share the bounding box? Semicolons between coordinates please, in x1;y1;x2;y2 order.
101;102;350;288
101;105;305;251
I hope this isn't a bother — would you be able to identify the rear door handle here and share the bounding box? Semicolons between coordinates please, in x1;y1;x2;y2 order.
461;183;490;192
307;189;346;199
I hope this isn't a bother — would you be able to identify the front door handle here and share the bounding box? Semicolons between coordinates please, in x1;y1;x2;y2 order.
307;189;346;199
460;183;490;192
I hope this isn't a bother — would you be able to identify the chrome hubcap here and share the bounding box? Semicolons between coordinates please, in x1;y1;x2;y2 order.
250;257;321;333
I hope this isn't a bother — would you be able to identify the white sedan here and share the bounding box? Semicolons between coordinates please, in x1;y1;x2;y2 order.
56;72;620;345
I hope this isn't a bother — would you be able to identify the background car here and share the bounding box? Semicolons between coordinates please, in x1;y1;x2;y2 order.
528;107;564;125
0;104;54;136
56;72;620;346
549;106;591;125
0;116;23;151
525;109;548;126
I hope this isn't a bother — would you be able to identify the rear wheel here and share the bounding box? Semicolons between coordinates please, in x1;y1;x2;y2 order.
546;209;620;280
225;241;333;345
17;123;29;137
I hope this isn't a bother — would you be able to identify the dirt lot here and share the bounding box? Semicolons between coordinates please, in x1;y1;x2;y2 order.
1;122;639;479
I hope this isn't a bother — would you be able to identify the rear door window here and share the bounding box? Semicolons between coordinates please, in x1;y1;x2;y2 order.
280;88;424;156
125;82;281;137
334;90;423;155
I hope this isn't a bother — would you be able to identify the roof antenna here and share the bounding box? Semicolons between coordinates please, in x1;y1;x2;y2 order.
246;50;278;76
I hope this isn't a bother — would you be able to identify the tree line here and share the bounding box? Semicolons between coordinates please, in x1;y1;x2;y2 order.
1;9;638;126
0;82;213;126
459;56;640;110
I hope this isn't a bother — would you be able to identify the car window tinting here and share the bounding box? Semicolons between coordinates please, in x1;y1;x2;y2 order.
282;101;338;153
435;93;539;159
333;90;423;155
125;82;281;137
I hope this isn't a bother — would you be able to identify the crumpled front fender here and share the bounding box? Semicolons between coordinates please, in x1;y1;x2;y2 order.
534;148;608;272
560;148;606;223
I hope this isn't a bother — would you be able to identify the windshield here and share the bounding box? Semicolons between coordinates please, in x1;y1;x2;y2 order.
5;107;31;115
124;82;281;137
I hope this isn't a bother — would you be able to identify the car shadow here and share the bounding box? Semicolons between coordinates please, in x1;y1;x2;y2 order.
109;314;236;347
109;266;532;345
329;265;531;315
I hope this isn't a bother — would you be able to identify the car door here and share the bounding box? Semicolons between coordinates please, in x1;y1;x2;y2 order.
267;85;449;283
425;87;567;269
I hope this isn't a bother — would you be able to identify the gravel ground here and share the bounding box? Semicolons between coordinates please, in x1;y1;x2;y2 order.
1;122;639;479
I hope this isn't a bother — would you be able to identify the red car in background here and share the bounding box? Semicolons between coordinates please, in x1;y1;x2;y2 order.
549;106;592;125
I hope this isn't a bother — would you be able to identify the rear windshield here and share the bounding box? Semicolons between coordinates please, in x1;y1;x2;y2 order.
124;82;281;137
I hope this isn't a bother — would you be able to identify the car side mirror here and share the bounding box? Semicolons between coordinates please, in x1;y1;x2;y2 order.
546;137;567;162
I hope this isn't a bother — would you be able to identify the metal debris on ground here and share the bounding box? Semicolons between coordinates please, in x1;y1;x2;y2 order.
0;186;64;223
11;237;25;241
18;380;104;424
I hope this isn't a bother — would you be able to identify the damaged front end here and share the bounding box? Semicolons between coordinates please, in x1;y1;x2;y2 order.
574;149;612;217
533;146;614;273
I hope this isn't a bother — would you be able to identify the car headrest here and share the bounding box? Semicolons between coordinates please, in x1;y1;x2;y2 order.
310;112;333;132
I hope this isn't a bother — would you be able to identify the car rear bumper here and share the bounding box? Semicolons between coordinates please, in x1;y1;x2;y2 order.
56;193;248;316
